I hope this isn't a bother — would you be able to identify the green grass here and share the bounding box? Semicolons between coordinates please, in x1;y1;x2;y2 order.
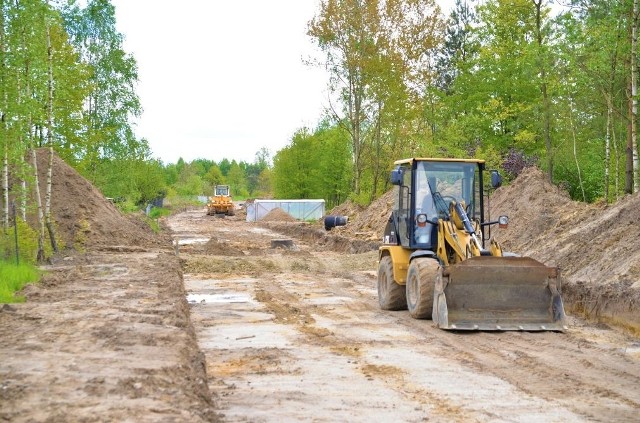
0;260;40;303
148;206;171;219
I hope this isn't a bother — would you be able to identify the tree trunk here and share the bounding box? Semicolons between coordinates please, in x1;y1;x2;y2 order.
30;147;45;262
533;0;553;182
0;0;6;230
631;0;639;193
370;103;383;204
569;99;586;201
604;91;612;201
45;25;57;252
626;79;634;194
614;119;620;200
24;42;45;260
2;145;7;229
349;67;364;196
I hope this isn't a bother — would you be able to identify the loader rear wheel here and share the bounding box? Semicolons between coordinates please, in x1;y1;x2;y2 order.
406;258;440;319
377;256;407;310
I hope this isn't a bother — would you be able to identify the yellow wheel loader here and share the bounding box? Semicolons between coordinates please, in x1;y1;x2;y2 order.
378;158;566;331
206;185;235;217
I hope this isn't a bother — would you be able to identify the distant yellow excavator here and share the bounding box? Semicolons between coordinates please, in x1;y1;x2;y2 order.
206;185;235;217
378;158;566;331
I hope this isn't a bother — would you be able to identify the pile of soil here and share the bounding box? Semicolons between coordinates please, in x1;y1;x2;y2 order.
319;166;640;334
1;150;218;421
202;238;247;256
261;207;297;222
490;167;640;333
323;191;394;241
32;148;168;251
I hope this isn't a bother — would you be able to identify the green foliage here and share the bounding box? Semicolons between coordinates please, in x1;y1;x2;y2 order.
163;187;204;210
203;165;225;188
553;137;607;203
227;162;248;198
114;199;140;214
308;0;445;197
1;0;634;241
137;212;163;234
89;154;166;207
0;260;41;303
62;0;142;167
0;220;50;265
173;164;204;196
148;207;171;219
273;124;352;208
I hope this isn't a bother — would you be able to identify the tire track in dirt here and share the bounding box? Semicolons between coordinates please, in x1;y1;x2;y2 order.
173;209;639;422
392;309;640;422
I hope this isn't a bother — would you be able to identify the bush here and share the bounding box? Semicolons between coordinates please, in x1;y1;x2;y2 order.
114;199;140;214
502;148;538;180
0;219;50;264
148;207;171;219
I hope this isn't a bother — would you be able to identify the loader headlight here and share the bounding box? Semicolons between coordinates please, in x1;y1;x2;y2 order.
498;215;509;228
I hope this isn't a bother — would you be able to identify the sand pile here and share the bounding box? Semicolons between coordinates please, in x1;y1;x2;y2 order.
489;167;639;332
261;207;297;222
31;148;167;250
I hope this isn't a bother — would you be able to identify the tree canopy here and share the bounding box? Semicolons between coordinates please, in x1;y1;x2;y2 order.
3;0;640;262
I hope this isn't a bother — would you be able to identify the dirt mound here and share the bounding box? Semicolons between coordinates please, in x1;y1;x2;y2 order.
347;190;394;238
202;238;249;256
327;199;366;219
323;166;640;334
261;207;296;222
490;166;640;334
32;148;167;250
488;166;575;253
323;191;394;242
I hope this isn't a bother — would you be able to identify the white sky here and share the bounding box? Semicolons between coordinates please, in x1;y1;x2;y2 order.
111;0;454;165
110;0;328;165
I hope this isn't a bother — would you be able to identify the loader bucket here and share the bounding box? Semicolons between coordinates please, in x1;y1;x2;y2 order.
433;256;567;331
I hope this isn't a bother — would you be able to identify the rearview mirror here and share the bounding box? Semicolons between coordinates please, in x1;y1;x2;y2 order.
490;170;502;188
390;168;403;185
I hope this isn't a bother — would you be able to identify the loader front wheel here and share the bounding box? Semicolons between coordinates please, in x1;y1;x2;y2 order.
406;258;439;319
377;256;407;310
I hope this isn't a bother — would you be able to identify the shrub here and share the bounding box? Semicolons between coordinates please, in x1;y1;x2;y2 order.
0;219;46;264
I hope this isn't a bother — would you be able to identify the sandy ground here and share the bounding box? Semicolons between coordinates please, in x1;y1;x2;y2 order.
1;153;640;422
1;206;639;422
174;209;640;422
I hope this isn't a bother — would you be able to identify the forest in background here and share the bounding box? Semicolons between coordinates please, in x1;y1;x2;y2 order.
2;0;640;263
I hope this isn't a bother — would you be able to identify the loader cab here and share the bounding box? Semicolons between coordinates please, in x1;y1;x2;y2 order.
387;158;486;251
215;185;230;196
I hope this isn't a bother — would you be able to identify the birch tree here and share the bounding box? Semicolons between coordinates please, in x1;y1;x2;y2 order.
631;0;639;193
60;0;141;176
308;0;443;199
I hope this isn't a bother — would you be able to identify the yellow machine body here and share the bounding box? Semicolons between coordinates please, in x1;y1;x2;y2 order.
207;185;235;216
377;158;566;331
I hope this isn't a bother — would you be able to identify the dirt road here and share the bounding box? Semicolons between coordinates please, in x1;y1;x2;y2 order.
1;205;639;422
3;149;639;422
173;209;640;422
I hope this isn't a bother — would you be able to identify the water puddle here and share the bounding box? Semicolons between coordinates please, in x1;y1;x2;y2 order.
623;342;640;359
187;293;254;304
177;237;210;245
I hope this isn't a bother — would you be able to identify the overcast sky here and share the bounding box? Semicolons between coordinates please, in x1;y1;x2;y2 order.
110;0;328;165
111;1;453;166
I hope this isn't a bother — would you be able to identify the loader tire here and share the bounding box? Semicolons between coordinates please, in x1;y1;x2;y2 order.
377;256;407;310
406;258;439;319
